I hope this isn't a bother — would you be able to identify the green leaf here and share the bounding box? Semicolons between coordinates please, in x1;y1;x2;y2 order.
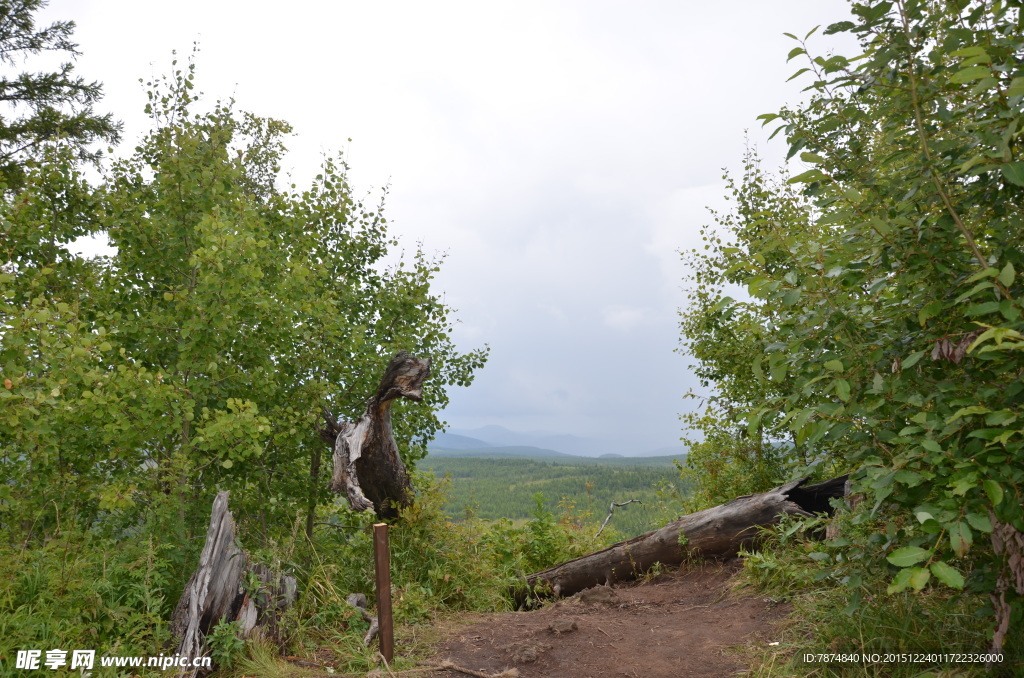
966;267;999;284
769;361;787;381
902;350;926;369
947;405;990;423
887;567;914;594
824;21;854;35
966;301;1000;317
221;459;233;469
787;67;810;82
983;479;1003;506
998;262;1016;287
918;300;943;326
950;66;991;83
824;359;844;372
966;512;992;533
909;566;931;591
1002;161;1024;187
788;169;827;184
950;474;978;496
929;561;964;589
835;378;851;402
948;522;973;558
746;410;764;437
950;46;989;59
1008;76;1024;99
887;546;930;567
894;469;923;487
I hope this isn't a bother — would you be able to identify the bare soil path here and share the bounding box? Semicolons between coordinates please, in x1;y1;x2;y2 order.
429;559;788;678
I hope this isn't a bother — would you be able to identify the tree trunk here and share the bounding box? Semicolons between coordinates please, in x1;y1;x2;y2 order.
320;351;431;519
170;492;297;676
520;475;848;604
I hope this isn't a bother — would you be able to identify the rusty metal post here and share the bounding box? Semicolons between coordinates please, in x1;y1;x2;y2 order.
373;523;394;662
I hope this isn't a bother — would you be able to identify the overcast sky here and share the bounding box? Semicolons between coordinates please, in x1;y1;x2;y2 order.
44;0;855;455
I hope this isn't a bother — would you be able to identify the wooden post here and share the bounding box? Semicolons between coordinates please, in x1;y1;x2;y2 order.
373;523;394;663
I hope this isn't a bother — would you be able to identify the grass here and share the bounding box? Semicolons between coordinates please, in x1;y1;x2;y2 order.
738;515;1022;678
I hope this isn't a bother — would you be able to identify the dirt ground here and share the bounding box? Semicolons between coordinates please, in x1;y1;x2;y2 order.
429;559;789;678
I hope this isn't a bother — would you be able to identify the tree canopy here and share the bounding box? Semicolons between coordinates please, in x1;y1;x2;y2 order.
0;58;488;550
680;0;1022;650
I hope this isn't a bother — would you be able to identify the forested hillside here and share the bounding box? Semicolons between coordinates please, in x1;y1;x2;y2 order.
422;455;689;537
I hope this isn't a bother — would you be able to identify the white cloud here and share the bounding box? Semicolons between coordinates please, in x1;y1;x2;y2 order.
602;305;650;332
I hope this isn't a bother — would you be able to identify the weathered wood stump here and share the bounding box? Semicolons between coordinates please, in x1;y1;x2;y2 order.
169;492;297;676
519;475;848;604
320;351;431;519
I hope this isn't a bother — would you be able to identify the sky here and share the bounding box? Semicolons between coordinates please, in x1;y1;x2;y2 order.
43;0;856;455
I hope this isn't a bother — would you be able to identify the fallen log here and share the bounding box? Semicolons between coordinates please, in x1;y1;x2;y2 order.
320;351;431;519
170;492;297;676
520;474;848;604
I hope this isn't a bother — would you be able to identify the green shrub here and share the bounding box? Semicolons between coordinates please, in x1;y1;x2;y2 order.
0;531;173;675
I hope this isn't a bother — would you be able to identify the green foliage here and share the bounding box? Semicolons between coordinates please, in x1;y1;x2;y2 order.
681;0;1024;647
678;419;789;511
0;530;173;668
743;516;1022;676
207;621;246;670
679;149;834;506
0;0;120;190
0;54;487;552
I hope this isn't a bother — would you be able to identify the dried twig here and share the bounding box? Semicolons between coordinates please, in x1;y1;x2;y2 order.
347;593;380;646
366;661;519;678
425;661;519;678
595;499;642;537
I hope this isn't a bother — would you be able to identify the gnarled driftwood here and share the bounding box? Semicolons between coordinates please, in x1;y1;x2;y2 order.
170;492;297;676
320;351;431;519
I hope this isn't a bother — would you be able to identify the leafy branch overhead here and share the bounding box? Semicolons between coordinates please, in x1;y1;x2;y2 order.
680;0;1023;653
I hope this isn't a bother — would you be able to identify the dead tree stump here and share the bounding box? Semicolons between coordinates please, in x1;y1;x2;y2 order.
169;492;297;676
320;351;431;519
519;475;848;604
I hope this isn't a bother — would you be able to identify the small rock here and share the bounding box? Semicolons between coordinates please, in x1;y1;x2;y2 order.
506;642;550;663
576;585;617;605
548;617;578;635
510;645;539;663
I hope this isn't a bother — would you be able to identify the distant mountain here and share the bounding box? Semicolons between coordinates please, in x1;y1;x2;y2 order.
442;425;619;457
434;424;683;458
424;447;682;467
426;445;576;460
431;432;494;450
